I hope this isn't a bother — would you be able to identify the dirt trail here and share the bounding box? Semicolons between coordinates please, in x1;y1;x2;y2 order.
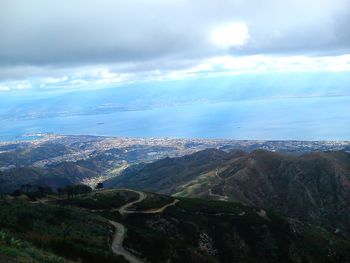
207;168;229;201
118;189;147;216
109;221;143;263
136;199;179;214
109;189;179;263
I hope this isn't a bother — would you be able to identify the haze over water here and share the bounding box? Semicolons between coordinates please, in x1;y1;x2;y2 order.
2;96;349;142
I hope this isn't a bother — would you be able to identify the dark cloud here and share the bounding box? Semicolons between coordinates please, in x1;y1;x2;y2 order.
1;0;349;67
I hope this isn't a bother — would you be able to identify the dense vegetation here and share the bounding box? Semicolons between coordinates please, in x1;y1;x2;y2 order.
0;230;70;263
100;195;350;263
0;197;127;263
1;188;350;262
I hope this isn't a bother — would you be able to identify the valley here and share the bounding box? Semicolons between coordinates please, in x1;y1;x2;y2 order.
0;134;349;191
1;135;350;262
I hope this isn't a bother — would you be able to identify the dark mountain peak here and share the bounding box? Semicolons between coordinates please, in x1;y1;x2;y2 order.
249;149;289;159
190;148;228;158
227;149;247;157
301;150;350;164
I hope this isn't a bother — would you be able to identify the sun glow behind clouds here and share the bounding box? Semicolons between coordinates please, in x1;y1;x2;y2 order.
210;22;250;49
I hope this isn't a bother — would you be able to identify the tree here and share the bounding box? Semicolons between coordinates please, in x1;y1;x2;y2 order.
96;182;104;190
20;184;32;193
62;185;92;199
11;189;23;197
36;186;53;197
57;187;64;196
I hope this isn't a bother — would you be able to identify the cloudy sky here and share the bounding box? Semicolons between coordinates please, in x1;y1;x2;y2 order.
1;0;350;92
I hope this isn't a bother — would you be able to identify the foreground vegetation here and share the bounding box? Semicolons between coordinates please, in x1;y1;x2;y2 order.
0;195;128;263
0;230;70;263
1;188;350;263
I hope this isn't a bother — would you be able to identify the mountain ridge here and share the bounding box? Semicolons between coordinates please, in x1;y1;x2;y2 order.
106;149;350;237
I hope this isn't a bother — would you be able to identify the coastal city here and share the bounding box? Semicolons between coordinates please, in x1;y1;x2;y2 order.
1;133;349;171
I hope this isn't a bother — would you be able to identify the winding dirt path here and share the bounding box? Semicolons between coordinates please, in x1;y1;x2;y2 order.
118;189;147;216
109;189;179;263
137;199;179;214
109;221;143;263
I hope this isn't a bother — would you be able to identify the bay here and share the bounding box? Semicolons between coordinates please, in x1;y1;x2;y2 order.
1;96;349;142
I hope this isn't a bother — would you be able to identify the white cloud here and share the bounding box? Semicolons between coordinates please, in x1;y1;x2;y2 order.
210;22;250;49
0;85;10;91
0;81;32;91
0;54;349;92
205;54;350;74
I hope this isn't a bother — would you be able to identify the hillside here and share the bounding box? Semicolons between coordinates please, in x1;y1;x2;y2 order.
1;189;350;263
0;164;98;194
106;149;350;238
0;142;73;167
105;149;237;193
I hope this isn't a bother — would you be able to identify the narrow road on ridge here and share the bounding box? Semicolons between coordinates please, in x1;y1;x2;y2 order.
108;189;179;263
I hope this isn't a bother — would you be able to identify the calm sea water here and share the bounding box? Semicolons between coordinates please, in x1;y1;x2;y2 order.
1;96;349;142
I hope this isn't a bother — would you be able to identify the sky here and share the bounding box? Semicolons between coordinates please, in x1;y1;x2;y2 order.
0;0;350;92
